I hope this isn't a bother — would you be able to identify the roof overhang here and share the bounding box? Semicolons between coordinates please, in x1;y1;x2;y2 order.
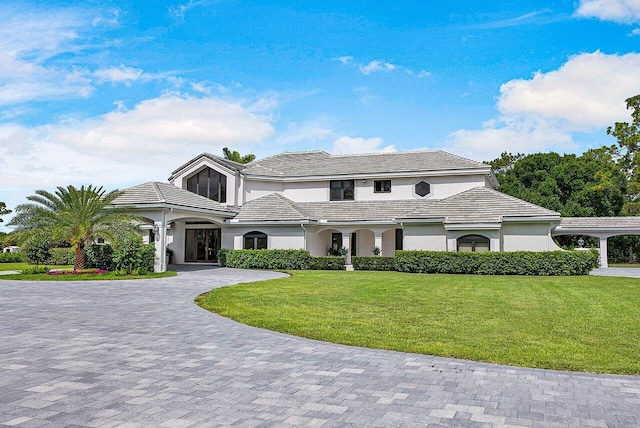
444;222;502;231
502;216;561;223
111;203;236;218
243;167;494;182
226;219;316;226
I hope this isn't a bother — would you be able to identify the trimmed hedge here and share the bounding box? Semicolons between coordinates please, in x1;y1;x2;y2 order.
352;256;395;271
0;251;24;263
217;248;229;267
223;249;345;270
308;256;346;270
394;250;599;276
85;244;114;270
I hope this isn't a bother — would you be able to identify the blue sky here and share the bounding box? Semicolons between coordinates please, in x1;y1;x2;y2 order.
1;0;640;228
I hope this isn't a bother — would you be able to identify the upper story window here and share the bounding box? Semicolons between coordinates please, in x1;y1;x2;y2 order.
415;181;431;197
330;180;354;201
374;180;391;193
186;167;227;203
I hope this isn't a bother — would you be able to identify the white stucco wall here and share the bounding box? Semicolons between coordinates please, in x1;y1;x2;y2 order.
243;180;285;202
501;222;561;252
224;226;305;250
403;224;447;251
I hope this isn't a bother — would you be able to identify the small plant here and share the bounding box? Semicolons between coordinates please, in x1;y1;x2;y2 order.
21;266;50;274
371;246;381;256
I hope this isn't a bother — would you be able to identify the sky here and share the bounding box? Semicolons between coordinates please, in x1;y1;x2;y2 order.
1;0;640;229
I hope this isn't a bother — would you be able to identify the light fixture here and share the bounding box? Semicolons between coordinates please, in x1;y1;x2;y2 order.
577;237;585;248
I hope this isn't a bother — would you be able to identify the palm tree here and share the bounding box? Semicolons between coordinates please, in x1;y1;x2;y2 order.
222;147;256;164
9;185;133;271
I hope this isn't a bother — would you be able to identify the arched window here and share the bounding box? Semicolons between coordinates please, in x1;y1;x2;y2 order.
243;231;268;250
457;234;490;252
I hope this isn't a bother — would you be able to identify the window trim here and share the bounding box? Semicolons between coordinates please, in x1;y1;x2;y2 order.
243;231;268;250
374;180;391;193
186;167;227;203
456;234;490;252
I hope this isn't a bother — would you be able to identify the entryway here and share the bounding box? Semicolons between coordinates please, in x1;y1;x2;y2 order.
185;229;221;263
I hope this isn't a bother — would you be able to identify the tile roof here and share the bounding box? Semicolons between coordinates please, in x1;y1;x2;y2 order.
242;150;490;178
169;153;246;179
558;217;640;228
232;187;559;224
404;187;560;223
111;182;236;214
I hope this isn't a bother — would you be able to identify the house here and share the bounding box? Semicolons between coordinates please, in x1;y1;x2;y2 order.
111;150;635;271
110;150;563;270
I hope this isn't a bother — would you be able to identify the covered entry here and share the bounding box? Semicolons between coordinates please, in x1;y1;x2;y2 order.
185;229;221;263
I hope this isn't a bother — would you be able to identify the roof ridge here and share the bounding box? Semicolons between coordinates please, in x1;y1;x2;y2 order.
270;193;311;219
151;182;167;203
437;187;559;215
330;149;437;158
433;150;487;167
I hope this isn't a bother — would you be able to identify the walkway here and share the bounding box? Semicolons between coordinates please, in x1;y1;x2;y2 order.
0;268;639;427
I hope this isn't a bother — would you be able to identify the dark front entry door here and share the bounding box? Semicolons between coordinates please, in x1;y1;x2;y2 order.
185;229;221;262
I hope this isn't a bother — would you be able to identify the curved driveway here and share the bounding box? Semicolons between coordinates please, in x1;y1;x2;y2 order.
0;268;639;427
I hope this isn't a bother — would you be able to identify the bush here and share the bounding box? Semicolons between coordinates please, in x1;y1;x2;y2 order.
352;256;395;271
22;266;50;274
23;235;51;266
0;251;24;263
394;250;599;276
112;240;155;274
217;248;229;267
308;256;345;270
225;249;311;270
85;244;114;270
48;248;74;265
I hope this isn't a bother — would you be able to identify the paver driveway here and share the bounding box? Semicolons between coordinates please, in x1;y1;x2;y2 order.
1;267;639;428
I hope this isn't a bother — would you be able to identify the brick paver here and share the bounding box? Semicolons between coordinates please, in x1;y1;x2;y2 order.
0;267;639;427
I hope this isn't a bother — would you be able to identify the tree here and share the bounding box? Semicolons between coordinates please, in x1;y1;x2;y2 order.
8;185;134;271
222;147;256;164
0;201;10;223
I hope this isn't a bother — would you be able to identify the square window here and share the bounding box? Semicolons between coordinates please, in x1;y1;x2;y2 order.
374;180;391;193
330;180;355;201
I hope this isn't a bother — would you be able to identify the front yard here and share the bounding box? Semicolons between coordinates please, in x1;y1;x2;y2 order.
197;271;640;374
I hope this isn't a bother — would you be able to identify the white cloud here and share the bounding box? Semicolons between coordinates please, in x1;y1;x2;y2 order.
277;122;333;144
331;136;396;155
574;0;640;24
359;60;396;75
630;28;640;35
0;8;94;105
0;94;276;198
333;56;353;64
448;51;640;160
94;65;143;84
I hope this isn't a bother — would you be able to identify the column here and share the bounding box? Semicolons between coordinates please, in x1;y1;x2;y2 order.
374;231;383;256
599;236;608;268
342;233;352;265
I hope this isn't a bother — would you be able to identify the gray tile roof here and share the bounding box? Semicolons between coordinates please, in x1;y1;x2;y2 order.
111;182;236;214
559;217;640;228
232;193;311;222
169;153;246;180
242;150;490;178
404;187;560;223
233;187;559;224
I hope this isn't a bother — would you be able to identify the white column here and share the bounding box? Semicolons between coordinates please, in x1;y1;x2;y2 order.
374;231;383;256
342;233;352;265
154;212;168;273
599;236;608;268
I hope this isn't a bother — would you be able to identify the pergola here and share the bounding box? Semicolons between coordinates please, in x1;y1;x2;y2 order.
553;217;640;268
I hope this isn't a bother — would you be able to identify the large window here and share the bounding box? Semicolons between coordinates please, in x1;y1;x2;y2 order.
374;180;391;193
186;167;227;203
457;234;490;252
330;180;355;201
243;231;267;249
395;228;403;251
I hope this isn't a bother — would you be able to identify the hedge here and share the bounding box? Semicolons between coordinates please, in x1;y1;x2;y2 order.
85;244;114;270
352;256;395;271
0;251;24;263
223;249;345;270
394;250;599;276
48;248;74;265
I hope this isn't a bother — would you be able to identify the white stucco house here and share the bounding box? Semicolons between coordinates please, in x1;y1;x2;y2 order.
112;150;640;271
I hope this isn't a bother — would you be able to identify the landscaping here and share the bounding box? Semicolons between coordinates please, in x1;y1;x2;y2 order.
197;270;640;374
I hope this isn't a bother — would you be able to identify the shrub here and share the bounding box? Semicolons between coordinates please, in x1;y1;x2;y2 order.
112;239;155;274
48;248;74;265
23;235;51;267
352;256;395;271
22;266;50;274
394;250;599;276
85;244;114;270
217;248;229;267
225;249;311;270
308;256;345;270
0;251;24;263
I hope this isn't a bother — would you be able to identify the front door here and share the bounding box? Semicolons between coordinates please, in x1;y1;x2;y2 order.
185;229;221;262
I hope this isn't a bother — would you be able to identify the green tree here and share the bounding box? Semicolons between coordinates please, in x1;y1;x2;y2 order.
0;201;10;223
8;185;134;270
222;147;256;164
23;233;51;267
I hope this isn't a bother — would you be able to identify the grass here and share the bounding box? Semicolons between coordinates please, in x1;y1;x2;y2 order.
0;263;72;271
609;262;640;268
196;270;640;374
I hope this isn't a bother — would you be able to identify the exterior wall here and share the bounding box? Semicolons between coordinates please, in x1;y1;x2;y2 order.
170;158;240;205
243;173;489;203
447;229;500;252
501;223;561;252
225;226;305;250
355;229;375;256
403;224;448;251
381;230;396;256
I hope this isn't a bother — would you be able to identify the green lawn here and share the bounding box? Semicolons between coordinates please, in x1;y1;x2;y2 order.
0;271;177;280
196;271;640;374
0;263;72;271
